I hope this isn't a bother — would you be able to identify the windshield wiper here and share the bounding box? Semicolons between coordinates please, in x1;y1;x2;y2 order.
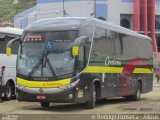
28;51;57;80
28;52;44;79
46;57;57;79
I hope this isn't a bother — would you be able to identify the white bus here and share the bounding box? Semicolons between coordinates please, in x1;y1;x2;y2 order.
0;27;23;101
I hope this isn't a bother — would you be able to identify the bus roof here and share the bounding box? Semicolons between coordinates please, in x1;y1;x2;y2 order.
25;17;87;32
0;27;23;35
25;17;151;40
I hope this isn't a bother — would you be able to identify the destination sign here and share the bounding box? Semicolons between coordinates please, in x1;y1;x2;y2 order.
53;39;72;43
24;34;43;42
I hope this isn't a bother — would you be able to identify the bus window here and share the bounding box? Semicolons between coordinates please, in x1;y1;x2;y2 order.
93;28;115;56
0;34;19;54
0;34;7;54
138;38;152;59
80;21;95;41
108;31;122;55
121;35;138;58
77;46;85;71
90;28;115;65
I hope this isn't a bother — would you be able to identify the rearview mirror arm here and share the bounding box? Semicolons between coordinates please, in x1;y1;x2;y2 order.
6;37;20;48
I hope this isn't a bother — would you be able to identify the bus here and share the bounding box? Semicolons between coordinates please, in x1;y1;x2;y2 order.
0;27;23;101
6;17;153;108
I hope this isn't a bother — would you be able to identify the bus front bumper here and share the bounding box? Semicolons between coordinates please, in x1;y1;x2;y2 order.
16;84;89;103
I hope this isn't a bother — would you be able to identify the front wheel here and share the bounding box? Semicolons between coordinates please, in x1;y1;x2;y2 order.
40;102;50;108
86;84;96;109
4;82;14;101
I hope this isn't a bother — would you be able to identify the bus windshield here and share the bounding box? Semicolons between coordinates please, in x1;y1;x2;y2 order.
17;31;78;80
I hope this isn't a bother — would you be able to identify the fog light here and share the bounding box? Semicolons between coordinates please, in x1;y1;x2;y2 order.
69;94;73;99
85;85;88;90
17;84;26;90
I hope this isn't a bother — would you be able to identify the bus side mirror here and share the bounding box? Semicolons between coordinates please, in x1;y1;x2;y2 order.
6;47;11;56
6;37;20;56
72;46;79;57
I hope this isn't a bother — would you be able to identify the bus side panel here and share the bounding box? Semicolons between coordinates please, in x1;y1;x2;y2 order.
79;73;102;91
0;55;16;85
140;73;153;93
103;73;119;98
79;72;121;100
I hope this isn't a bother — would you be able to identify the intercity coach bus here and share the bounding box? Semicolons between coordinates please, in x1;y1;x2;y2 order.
0;27;23;101
6;17;153;108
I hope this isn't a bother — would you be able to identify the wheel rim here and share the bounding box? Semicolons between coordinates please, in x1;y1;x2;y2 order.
6;86;11;98
93;90;96;102
93;85;96;103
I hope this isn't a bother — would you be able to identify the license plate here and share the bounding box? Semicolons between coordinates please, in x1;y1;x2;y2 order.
36;95;46;100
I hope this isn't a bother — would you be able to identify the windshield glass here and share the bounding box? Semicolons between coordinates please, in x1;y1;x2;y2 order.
17;31;78;79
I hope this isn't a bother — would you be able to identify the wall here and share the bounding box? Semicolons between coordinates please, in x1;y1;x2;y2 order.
14;0;160;29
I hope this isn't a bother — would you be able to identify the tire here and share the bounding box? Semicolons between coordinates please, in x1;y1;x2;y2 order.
86;84;96;109
40;102;50;108
4;82;14;101
125;82;141;101
125;96;131;101
132;82;141;101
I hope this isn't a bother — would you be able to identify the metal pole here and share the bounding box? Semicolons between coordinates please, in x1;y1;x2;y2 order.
94;0;97;18
63;0;65;17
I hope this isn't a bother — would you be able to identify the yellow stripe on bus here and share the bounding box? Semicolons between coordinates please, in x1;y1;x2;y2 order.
133;68;153;73
17;66;152;88
84;66;123;73
84;66;153;74
17;78;71;88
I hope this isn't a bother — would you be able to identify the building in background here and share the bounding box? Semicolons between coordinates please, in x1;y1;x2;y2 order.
14;0;160;52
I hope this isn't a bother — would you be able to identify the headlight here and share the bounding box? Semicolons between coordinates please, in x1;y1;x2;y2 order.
59;79;80;89
59;84;70;89
17;84;26;90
